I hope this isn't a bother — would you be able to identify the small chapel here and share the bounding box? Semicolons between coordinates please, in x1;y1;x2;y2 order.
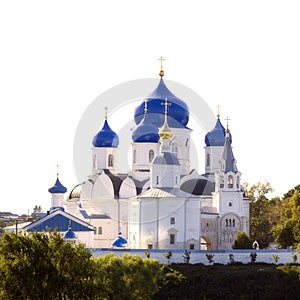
32;60;250;250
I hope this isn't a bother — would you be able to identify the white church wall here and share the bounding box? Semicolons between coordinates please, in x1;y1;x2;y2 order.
204;146;224;176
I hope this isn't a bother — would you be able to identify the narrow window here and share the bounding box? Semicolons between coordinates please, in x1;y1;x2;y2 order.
170;217;175;225
133;150;136;164
149;149;154;162
226;219;228;227
170;234;175;245
220;176;224;188
108;154;114;167
228;175;233;188
156;176;159;185
189;244;195;250
98;226;102;235
185;139;189;147
229;201;232;207
93;227;97;235
232;219;235;227
206;153;210;167
229;219;232;227
93;154;96;169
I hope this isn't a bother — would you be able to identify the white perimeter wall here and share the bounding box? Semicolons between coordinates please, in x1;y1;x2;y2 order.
91;248;298;265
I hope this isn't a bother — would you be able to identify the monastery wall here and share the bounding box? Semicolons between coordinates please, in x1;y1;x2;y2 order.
92;248;298;265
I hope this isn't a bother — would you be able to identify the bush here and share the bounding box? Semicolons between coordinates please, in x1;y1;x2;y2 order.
233;231;253;249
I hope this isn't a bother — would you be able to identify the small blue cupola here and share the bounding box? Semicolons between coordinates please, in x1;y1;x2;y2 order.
112;232;127;248
134;68;189;128
132;100;159;143
205;117;232;147
49;167;67;212
93;109;119;148
48;177;67;194
64;221;77;240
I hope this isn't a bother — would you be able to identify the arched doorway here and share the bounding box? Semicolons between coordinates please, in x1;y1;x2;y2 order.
200;236;212;250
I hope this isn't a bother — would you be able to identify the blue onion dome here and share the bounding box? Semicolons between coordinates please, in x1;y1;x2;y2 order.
134;77;189;128
64;225;76;239
112;232;127;247
205;117;232;146
132;102;159;143
48;177;67;194
92;116;119;148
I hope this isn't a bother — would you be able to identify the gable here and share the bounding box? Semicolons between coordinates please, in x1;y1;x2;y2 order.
26;212;93;232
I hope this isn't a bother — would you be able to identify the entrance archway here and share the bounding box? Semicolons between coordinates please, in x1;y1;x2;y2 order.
200;236;212;250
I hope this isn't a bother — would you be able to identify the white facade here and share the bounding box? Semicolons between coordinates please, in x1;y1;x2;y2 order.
63;73;250;250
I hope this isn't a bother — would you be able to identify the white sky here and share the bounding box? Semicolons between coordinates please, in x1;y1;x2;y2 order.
1;1;299;214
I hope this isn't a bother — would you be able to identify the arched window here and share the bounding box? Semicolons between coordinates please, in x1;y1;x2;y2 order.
108;154;113;167
229;219;232;227
226;219;228;227
220;176;225;188
229;201;232;207
232;219;235;227
133;150;136;164
206;153;210;167
98;226;102;235
93;227;97;235
149;149;154;162
228;175;233;188
170;234;175;245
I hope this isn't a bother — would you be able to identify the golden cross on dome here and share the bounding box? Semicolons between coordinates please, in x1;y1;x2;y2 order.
158;56;165;77
216;104;221;118
161;98;171;115
225;116;231;132
143;99;148;113
104;107;108;120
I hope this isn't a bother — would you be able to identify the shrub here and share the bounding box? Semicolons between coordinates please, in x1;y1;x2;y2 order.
250;252;257;263
233;231;252;249
205;253;215;264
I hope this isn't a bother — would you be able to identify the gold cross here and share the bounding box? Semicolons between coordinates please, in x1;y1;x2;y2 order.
144;99;148;113
216;104;221;118
225;116;231;130
104;107;108;120
158;56;165;71
158;56;165;77
161;98;171;115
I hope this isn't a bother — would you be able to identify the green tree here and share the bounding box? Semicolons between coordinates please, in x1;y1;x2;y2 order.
163;249;172;265
274;189;300;248
244;181;275;248
0;231;96;300
233;231;252;249
94;253;161;300
182;250;191;264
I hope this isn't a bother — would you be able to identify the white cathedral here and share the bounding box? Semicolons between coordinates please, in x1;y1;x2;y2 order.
33;65;250;250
